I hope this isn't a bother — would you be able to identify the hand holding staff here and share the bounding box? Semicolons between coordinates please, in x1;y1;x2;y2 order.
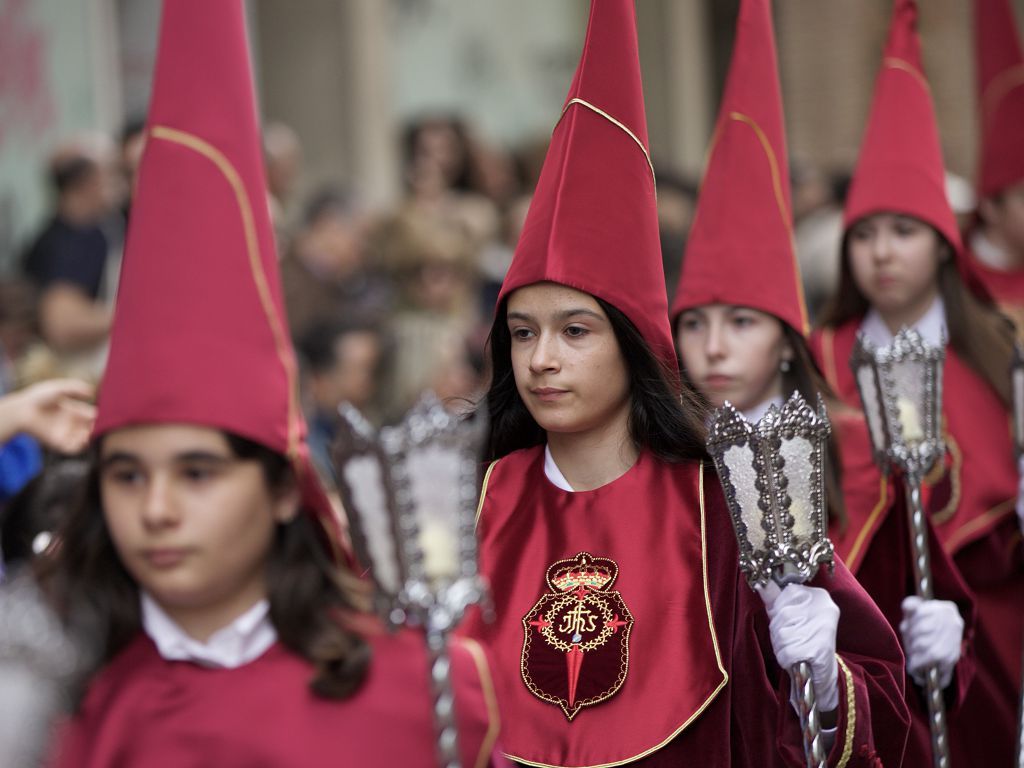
707;393;836;768
850;327;951;768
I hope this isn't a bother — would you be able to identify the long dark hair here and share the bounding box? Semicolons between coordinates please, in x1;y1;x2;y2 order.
819;230;1016;407
485;295;709;463
37;432;370;702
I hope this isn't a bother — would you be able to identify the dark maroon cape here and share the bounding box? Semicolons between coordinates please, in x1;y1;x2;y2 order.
833;411;978;765
812;319;1022;765
48;628;503;768
464;446;910;767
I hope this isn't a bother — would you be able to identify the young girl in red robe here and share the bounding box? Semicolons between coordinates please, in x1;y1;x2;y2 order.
40;3;500;766
464;2;910;766
809;1;1022;764
671;3;974;765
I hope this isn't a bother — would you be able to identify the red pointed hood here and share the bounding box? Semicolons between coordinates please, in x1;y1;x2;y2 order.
93;0;343;554
843;0;961;252
974;0;1024;198
497;0;674;370
670;0;808;336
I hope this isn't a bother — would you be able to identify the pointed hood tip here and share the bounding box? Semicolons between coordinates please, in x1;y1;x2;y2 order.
974;0;1024;198
671;0;808;337
92;0;343;555
498;0;675;371
843;0;961;253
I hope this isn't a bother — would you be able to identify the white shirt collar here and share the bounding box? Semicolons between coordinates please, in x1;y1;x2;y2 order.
859;295;946;348
141;592;277;669
544;445;575;492
970;228;1014;271
741;395;785;425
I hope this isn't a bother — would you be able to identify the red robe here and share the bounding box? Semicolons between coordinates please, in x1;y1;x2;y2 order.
49;628;503;768
812;319;1022;765
962;241;1024;338
830;411;978;766
464;446;909;767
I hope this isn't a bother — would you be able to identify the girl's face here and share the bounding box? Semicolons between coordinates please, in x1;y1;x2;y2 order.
100;425;298;636
506;282;630;437
846;213;942;321
676;304;791;412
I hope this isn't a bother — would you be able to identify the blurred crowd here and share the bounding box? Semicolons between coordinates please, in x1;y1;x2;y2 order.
0;110;977;526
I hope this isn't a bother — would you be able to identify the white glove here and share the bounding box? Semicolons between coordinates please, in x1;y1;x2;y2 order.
758;582;840;712
899;596;963;689
1016;455;1024;534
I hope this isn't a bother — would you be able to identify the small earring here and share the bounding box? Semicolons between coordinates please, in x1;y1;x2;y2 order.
780;359;791;373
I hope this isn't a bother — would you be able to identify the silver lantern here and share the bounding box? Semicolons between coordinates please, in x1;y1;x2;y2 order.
849;327;944;479
849;327;949;768
707;391;834;768
332;392;490;768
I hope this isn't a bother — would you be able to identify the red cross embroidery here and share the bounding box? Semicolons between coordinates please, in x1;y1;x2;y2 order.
529;614;552;632
573;584;589;601
605;614;628;633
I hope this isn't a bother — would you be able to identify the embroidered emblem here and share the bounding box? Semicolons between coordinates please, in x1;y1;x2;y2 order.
521;552;633;720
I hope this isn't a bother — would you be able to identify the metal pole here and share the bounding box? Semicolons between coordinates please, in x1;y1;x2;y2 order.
791;659;828;768
904;477;951;768
425;626;461;768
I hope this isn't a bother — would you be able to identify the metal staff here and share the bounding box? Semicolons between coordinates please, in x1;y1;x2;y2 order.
707;392;835;768
850;327;949;768
332;393;490;768
1011;342;1024;768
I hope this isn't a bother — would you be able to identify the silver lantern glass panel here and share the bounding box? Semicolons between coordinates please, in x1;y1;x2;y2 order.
332;392;489;629
849;328;945;478
707;392;835;589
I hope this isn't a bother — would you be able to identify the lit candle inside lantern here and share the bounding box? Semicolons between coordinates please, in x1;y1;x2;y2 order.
896;396;924;442
420;520;460;581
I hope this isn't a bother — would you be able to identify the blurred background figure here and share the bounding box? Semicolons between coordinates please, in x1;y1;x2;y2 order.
791;162;846;322
373;207;482;419
20;137;122;382
656;167;699;304
401;115;500;255
297;317;385;482
263;121;304;240
280;186;391;341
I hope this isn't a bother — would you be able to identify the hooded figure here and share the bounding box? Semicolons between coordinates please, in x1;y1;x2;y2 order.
464;1;909;765
42;2;501;766
963;0;1024;334
672;2;973;765
811;2;1021;764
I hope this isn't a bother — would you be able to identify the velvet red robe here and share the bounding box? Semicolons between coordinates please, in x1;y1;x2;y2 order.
465;446;909;767
812;319;1022;765
829;411;978;766
962;241;1024;338
48;628;503;768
